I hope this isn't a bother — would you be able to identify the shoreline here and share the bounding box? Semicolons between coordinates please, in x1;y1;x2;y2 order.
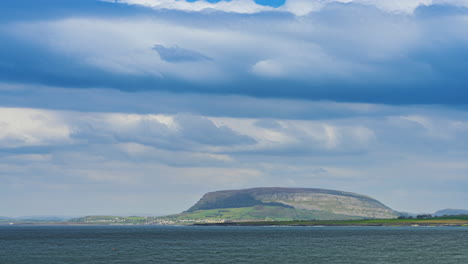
194;223;468;227
3;215;468;227
2;222;468;227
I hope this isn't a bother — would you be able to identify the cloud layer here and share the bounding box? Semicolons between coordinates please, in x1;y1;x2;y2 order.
1;0;468;104
120;0;468;15
1;103;468;215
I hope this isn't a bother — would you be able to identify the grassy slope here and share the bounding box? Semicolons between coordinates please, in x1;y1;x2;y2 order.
59;207;364;224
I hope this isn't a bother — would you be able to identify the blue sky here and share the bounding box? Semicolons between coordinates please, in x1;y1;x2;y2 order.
1;0;468;216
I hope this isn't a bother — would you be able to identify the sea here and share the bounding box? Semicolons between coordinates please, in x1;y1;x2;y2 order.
1;225;467;263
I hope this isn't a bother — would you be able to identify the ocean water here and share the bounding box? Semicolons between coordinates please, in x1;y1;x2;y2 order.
1;225;467;264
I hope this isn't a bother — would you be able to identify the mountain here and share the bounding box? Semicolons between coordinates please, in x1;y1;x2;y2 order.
433;209;468;217
158;187;399;222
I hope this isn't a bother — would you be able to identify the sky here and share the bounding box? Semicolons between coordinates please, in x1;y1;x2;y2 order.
1;0;468;217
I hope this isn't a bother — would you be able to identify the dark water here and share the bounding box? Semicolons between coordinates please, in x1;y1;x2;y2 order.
1;226;468;264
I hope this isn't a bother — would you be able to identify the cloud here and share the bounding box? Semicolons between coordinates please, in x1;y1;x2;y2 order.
0;107;256;155
0;83;402;121
0;106;432;157
2;2;468;104
119;0;468;15
153;44;211;62
1;104;468;215
216;117;377;155
0;108;71;148
174;115;256;146
251;59;284;77
118;0;276;14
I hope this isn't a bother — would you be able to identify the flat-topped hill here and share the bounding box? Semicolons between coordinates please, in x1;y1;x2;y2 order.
434;209;468;217
161;187;399;222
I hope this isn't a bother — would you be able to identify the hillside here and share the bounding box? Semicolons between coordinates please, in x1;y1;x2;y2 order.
434;209;468;217
158;187;399;223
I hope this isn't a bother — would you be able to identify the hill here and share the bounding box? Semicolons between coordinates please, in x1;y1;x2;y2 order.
157;187;399;223
434;209;468;217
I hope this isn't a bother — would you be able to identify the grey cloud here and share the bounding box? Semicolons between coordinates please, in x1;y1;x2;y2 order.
0;84;400;120
247;124;375;156
153;44;212;63
175;115;256;146
2;3;468;104
69;113;256;151
254;119;283;129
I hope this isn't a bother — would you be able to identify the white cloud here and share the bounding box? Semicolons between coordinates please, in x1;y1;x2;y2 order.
0;106;379;155
0;108;71;148
9;18;228;82
118;0;454;15
118;0;276;14
251;59;285;77
401;115;433;130
352;0;432;14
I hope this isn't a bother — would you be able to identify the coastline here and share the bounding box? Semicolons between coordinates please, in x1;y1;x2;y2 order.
193;218;468;227
2;218;468;227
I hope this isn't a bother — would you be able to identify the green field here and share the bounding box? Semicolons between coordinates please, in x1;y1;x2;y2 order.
196;215;468;227
156;206;364;222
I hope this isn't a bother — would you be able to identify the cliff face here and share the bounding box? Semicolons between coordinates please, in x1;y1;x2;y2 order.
187;187;398;219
